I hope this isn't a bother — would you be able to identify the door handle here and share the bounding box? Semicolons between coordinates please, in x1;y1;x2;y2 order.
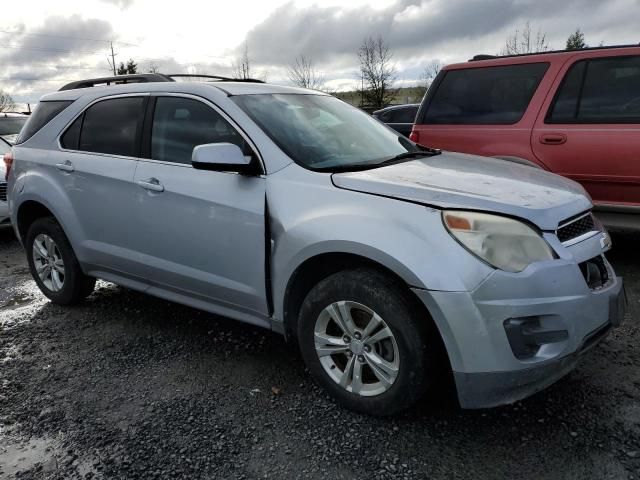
55;160;75;172
539;133;567;145
136;178;164;192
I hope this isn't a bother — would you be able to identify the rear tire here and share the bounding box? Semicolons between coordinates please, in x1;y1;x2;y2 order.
297;268;438;416
26;217;95;305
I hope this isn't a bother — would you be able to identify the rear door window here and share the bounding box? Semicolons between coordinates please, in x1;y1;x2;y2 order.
150;96;249;165
422;63;549;125
78;97;146;156
548;55;640;123
389;106;418;123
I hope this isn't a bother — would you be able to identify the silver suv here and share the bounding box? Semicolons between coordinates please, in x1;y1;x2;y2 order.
7;74;626;415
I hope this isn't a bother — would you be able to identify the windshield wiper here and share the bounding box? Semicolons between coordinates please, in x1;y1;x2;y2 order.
317;147;442;173
374;147;442;166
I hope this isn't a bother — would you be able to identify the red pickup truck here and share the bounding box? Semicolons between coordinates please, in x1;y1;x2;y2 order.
410;45;640;230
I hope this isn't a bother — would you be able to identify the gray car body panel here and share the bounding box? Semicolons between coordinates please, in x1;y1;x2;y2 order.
266;164;496;326
8;81;623;409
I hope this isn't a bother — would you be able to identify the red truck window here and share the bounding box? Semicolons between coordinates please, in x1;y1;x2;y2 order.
421;63;549;125
547;55;640;124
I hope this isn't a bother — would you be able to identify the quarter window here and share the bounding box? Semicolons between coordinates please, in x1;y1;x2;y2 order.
548;55;640;123
78;97;146;156
151;97;249;165
422;63;549;125
60;115;82;150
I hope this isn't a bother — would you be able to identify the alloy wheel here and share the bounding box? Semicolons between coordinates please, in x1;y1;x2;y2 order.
32;234;65;292
314;300;400;397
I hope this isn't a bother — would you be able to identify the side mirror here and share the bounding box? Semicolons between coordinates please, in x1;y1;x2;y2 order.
192;143;257;174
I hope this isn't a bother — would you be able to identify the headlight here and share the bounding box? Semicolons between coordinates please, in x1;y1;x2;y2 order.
443;210;556;273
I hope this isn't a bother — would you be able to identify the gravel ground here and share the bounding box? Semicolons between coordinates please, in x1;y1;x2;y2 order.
0;226;639;480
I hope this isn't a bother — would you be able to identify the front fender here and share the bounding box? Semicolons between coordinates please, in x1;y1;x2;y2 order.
267;167;493;323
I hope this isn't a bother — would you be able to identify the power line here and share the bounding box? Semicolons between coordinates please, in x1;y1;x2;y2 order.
3;64;106;70
0;77;78;82
0;29;140;47
0;43;107;56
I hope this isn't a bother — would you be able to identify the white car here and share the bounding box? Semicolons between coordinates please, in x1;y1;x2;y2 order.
1;137;13;225
1;113;28;225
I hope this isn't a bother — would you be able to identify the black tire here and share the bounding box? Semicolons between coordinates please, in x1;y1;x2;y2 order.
297;268;438;416
25;217;96;305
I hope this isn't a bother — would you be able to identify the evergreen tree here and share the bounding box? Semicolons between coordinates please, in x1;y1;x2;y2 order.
566;29;587;50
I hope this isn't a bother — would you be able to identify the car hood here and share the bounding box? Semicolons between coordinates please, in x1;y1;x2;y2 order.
331;152;592;231
1;134;17;145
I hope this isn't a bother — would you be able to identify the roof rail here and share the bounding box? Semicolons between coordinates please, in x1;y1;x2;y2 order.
469;54;497;61
59;73;266;91
166;74;265;83
59;73;173;91
469;43;640;62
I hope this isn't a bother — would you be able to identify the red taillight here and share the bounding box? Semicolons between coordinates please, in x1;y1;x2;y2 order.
3;152;13;181
409;130;420;144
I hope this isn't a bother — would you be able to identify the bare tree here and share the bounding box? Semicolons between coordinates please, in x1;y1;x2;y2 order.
233;41;251;79
358;36;396;109
502;22;550;55
0;91;16;113
420;59;443;89
288;55;326;90
148;63;160;73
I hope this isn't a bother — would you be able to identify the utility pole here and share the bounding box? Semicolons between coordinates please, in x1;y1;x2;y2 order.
107;41;118;75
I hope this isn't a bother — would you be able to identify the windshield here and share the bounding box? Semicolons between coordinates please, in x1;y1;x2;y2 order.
232;94;423;171
0;116;28;136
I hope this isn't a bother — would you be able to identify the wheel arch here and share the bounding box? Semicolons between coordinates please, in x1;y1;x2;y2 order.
12;172;86;253
281;252;450;369
16;199;59;243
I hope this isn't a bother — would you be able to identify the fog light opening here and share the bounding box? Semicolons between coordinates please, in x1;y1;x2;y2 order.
504;317;569;360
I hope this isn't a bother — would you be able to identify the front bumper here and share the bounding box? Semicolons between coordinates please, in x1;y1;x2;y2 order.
454;288;623;408
413;250;626;409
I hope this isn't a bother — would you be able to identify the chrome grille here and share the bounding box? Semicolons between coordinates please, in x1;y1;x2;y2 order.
0;182;6;202
557;213;596;243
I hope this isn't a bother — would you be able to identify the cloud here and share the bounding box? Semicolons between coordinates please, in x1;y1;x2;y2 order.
243;0;632;70
4;0;640;103
0;15;117;100
98;0;134;8
1;15;115;64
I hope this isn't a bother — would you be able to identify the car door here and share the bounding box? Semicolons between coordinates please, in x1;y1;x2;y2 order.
532;53;640;207
131;94;268;318
55;95;150;282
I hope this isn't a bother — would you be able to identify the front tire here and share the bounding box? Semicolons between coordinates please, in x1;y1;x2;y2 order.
26;217;95;305
297;268;438;416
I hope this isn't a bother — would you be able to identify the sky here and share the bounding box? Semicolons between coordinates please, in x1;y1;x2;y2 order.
1;0;639;107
